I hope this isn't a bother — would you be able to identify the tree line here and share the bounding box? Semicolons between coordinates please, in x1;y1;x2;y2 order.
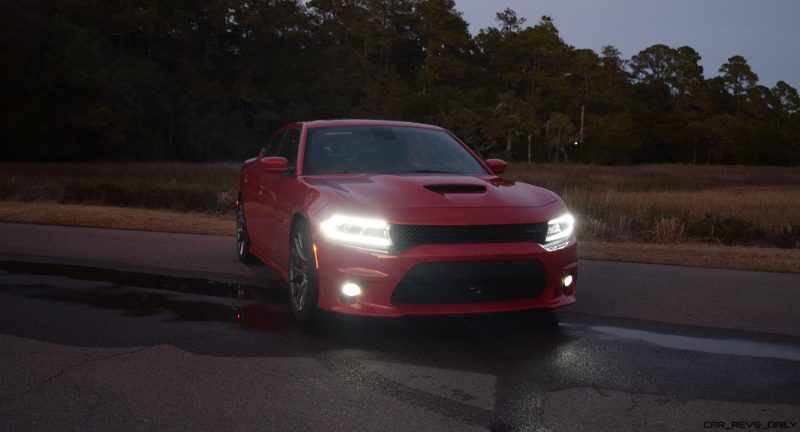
2;0;798;164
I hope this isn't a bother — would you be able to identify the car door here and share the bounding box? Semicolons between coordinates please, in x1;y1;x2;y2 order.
246;130;285;254
260;127;302;255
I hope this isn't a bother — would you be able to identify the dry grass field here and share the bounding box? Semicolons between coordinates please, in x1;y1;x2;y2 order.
0;162;240;214
2;162;799;249
506;163;800;248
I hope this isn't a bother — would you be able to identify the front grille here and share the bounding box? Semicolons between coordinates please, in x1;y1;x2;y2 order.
389;223;548;250
391;260;546;304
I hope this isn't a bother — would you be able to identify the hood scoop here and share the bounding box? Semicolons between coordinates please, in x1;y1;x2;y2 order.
424;184;487;194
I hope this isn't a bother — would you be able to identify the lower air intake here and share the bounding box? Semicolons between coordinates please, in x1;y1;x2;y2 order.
391;260;546;304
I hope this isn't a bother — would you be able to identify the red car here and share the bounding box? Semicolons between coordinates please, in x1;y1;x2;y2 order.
237;119;577;322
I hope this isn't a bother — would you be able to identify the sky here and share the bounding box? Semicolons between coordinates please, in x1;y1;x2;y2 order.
453;0;799;89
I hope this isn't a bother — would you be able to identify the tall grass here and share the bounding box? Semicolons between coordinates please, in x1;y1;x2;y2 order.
0;162;240;214
1;162;798;248
505;163;800;248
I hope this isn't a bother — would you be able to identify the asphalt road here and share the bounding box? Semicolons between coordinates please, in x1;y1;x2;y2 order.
0;222;798;431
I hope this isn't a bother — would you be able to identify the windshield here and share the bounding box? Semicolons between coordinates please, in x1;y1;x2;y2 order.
303;126;488;175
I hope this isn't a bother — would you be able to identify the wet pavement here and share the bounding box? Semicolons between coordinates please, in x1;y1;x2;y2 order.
0;261;798;431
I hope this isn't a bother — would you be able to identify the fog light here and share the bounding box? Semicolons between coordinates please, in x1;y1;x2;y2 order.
562;275;574;287
341;282;362;297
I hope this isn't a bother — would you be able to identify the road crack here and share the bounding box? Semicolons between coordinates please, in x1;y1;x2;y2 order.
0;329;223;409
0;346;151;408
625;391;639;415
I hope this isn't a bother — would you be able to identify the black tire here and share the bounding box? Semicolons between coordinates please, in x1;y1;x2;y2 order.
289;220;320;324
236;199;257;263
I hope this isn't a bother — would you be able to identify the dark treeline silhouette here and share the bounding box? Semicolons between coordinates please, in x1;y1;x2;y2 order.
2;0;798;164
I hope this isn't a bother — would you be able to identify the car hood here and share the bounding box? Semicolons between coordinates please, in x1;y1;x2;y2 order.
304;173;559;223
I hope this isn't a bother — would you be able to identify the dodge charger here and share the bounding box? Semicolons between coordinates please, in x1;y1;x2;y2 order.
237;119;577;323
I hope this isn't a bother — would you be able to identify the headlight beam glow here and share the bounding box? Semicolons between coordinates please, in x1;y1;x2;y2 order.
320;214;392;249
545;213;575;245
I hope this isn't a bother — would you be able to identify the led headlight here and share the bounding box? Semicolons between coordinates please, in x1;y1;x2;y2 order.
545;213;575;245
320;214;392;249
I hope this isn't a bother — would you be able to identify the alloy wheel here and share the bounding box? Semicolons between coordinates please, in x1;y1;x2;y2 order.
289;230;309;312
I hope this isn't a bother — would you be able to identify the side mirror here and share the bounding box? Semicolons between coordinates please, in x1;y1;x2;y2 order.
485;159;506;175
260;156;290;174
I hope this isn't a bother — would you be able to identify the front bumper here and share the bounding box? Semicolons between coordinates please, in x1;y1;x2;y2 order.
313;234;578;317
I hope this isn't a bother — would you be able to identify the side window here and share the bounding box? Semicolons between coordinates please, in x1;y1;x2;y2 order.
277;128;302;167
260;131;285;159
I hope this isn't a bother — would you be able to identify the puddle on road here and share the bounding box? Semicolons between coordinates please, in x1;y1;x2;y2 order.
590;325;800;361
34;288;293;331
0;261;546;338
0;260;287;302
0;260;293;332
4;260;799;359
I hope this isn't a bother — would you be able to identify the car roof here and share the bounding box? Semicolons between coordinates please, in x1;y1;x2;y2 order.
303;119;445;130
